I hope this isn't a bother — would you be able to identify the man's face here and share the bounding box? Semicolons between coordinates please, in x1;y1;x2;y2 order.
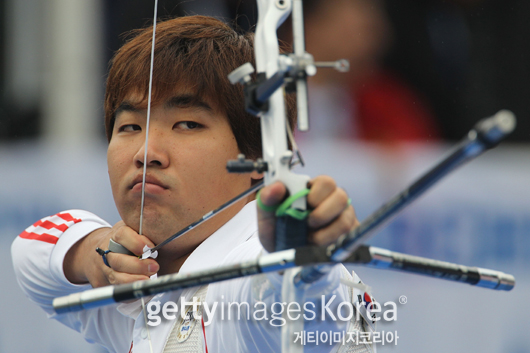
107;91;255;256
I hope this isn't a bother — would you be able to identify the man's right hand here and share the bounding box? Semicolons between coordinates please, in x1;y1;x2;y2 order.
63;221;159;288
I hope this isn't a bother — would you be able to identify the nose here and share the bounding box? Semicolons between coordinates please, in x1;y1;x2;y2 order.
134;133;169;169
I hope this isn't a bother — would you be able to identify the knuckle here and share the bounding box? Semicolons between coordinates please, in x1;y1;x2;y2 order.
308;212;324;229
310;175;334;189
346;206;358;225
335;188;349;206
319;175;336;189
320;174;335;184
338;213;353;234
107;271;116;285
112;229;124;243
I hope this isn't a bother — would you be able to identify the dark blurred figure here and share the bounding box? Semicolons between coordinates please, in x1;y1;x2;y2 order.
104;1;227;61
300;0;440;142
104;0;257;61
384;0;530;141
0;0;39;140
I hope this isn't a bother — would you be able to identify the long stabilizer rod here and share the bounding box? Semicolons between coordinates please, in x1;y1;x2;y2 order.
328;110;516;262
356;246;515;291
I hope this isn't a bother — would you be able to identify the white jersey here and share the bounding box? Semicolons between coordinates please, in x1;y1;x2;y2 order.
12;201;374;353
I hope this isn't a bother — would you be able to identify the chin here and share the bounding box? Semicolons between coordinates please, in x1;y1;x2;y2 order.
140;215;180;241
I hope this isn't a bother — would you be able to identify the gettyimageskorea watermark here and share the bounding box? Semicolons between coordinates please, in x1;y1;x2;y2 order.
292;330;399;346
145;294;404;327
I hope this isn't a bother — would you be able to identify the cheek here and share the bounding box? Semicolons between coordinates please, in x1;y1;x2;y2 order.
179;140;232;176
107;143;130;190
178;135;244;188
211;137;250;188
208;136;240;170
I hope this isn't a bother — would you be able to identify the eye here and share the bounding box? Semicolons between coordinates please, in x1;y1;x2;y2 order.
118;124;141;133
174;121;202;130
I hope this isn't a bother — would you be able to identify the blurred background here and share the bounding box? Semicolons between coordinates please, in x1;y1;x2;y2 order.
0;0;529;352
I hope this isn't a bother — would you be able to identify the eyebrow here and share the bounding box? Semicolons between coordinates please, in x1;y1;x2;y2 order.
114;102;140;117
114;94;213;118
164;94;213;112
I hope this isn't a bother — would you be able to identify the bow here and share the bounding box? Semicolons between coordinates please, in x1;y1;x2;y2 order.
227;0;311;251
228;3;312;349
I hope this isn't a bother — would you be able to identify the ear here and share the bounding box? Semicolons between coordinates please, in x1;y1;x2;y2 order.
250;170;264;182
246;171;264;202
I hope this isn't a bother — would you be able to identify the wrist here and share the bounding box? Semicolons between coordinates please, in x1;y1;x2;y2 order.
63;227;110;284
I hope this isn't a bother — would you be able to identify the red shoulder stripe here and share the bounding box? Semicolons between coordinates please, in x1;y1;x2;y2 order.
19;230;59;244
19;212;82;244
56;213;82;224
33;219;69;232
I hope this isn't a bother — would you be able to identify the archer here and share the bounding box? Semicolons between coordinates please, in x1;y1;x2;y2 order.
12;16;373;353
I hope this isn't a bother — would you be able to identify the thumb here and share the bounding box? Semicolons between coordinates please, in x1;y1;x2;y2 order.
259;181;287;207
257;181;287;252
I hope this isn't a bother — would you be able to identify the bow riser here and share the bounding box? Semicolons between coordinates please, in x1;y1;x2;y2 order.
255;0;309;213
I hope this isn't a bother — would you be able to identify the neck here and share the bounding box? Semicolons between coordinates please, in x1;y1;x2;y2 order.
150;196;254;276
157;250;193;276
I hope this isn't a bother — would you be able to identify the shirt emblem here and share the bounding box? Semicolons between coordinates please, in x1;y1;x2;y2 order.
176;305;198;343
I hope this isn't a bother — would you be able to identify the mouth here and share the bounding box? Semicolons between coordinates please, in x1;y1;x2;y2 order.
130;174;169;194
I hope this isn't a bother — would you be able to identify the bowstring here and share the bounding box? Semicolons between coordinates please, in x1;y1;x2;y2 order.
139;1;158;237
139;1;158;352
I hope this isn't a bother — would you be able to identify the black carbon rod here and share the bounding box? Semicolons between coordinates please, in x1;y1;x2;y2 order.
360;246;515;291
329;110;516;262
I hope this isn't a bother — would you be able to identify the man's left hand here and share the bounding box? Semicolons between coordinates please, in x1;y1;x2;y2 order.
257;175;359;252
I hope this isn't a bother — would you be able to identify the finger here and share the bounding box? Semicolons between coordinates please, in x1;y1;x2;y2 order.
106;253;159;276
308;187;350;229
106;269;151;285
308;206;358;246
112;223;156;255
306;175;337;209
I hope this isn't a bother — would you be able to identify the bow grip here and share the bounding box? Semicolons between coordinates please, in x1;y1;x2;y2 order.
273;187;310;251
275;216;308;251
